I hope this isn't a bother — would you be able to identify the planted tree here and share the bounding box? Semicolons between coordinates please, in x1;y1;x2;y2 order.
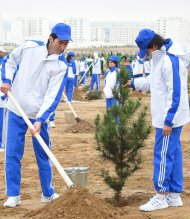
95;66;151;206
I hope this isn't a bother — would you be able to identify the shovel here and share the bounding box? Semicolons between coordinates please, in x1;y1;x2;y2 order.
78;62;93;84
62;92;81;122
7;91;74;188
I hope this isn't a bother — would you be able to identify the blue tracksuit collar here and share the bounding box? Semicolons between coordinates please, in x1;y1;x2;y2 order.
110;66;117;72
164;38;173;52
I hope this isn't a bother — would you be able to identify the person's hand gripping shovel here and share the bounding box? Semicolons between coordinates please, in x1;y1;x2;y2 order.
6;90;74;188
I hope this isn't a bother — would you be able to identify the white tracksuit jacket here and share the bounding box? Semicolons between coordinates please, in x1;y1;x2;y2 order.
103;67;118;98
132;39;190;128
1;40;68;122
92;52;101;74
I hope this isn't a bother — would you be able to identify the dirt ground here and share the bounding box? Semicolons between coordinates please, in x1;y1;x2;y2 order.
0;77;189;219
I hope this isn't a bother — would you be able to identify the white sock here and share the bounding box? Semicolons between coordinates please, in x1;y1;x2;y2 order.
155;193;166;200
168;192;180;199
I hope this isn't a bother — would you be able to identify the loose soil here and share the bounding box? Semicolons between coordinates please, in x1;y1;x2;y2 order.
25;187;122;219
66;119;94;133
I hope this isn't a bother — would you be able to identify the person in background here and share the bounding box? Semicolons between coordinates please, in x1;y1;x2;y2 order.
103;55;119;109
90;52;101;92
120;56;133;79
131;53;144;78
79;55;88;85
86;55;93;77
65;51;76;103
125;29;190;212
144;56;151;77
0;22;71;207
74;55;80;88
100;53;106;74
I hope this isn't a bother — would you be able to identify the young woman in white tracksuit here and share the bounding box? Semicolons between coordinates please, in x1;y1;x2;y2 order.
90;52;101;91
65;52;76;103
0;23;71;207
103;55;119;109
128;29;190;212
79;56;88;85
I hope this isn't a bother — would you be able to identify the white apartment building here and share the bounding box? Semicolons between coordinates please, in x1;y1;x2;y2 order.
157;17;190;44
60;17;90;43
90;22;156;46
8;17;50;44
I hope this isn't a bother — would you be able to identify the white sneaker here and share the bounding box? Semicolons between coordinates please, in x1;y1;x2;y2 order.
41;193;59;203
139;195;169;211
166;194;183;207
4;196;21;208
49;121;55;128
0;148;4;152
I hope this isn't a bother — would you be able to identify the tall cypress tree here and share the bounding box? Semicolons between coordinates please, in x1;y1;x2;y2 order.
95;66;151;206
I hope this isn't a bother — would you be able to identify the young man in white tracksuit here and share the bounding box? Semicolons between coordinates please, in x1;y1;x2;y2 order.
126;29;190;211
0;23;71;207
103;55;119;109
90;52;101;91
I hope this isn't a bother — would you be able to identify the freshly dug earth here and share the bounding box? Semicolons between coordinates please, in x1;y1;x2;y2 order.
73;88;85;101
66;119;94;133
25;187;122;219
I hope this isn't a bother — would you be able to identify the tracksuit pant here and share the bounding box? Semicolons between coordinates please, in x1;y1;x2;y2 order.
49;112;55;122
74;75;78;88
5;111;54;197
90;74;100;91
106;98;118;110
154;126;183;193
80;71;86;85
0;108;7;149
65;77;75;102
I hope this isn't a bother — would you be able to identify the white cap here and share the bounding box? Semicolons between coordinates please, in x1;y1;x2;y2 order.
0;47;6;52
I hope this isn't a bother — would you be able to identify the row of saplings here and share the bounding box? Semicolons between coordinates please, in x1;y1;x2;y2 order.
95;66;151;206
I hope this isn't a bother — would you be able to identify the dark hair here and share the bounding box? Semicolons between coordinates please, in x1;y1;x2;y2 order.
113;61;118;67
66;55;72;63
147;34;167;50
47;33;58;46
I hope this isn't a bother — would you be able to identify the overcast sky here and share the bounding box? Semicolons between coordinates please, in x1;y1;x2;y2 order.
0;0;190;22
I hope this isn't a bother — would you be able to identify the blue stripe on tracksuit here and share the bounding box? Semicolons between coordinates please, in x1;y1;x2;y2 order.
154;53;183;193
1;54;12;85
0;108;7;149
164;53;180;127
154;127;183;193
90;74;100;91
36;74;67;122
5;111;54;197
